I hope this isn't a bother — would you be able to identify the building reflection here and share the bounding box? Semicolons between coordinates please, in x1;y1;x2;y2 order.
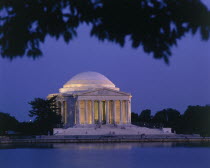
1;142;210;150
52;142;177;150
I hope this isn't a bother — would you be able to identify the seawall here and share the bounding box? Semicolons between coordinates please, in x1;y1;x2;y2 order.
0;135;210;144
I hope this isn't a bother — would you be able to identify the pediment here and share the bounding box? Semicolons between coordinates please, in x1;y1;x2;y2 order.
77;88;130;96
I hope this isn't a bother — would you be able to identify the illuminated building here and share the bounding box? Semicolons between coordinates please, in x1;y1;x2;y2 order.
48;71;131;127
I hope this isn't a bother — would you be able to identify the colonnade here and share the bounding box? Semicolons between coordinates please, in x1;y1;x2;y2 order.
57;99;131;125
76;100;131;125
57;101;67;124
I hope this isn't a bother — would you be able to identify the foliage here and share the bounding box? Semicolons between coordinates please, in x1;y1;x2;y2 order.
131;112;139;123
139;109;152;123
0;112;19;135
0;0;210;62
180;105;210;136
131;106;210;136
152;108;181;128
28;96;62;135
17;122;39;135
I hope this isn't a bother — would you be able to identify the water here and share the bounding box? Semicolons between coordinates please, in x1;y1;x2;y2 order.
0;142;210;168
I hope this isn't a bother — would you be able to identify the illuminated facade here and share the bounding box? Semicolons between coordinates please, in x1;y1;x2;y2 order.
48;72;132;127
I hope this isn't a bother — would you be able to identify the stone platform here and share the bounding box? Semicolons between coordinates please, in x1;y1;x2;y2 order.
53;124;172;136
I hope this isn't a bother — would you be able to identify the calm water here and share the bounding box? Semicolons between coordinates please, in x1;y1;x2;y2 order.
0;142;210;168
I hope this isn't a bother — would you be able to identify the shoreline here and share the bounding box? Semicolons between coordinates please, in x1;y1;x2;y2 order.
0;135;210;144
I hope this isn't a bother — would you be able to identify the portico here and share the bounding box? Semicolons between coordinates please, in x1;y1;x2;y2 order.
58;96;131;125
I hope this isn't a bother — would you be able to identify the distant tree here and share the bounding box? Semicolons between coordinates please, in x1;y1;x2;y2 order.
17;122;38;135
131;112;139;124
139;109;152;123
0;112;19;135
28;96;62;135
152;108;181;129
0;0;210;62
181;105;210;136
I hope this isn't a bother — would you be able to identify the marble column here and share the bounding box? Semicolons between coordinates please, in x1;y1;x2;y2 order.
126;100;129;124
63;101;67;124
91;100;95;124
77;100;80;124
106;100;109;124
128;100;131;124
61;101;64;123
84;100;88;124
65;101;68;125
120;100;123;124
99;101;102;124
113;100;116;124
56;102;59;114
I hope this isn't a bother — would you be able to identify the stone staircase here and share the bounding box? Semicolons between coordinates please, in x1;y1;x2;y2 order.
54;124;170;135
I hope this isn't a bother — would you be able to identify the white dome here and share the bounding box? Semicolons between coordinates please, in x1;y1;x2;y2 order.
59;71;119;93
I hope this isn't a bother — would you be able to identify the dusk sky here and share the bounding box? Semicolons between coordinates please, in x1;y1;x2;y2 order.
0;0;210;121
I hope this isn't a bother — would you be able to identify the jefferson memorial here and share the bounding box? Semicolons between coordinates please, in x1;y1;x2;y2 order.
49;71;171;135
48;71;131;127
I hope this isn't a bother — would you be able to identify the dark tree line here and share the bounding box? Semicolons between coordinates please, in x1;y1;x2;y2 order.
131;105;210;136
0;96;62;136
28;96;62;135
0;112;19;135
1;99;210;136
1;0;210;62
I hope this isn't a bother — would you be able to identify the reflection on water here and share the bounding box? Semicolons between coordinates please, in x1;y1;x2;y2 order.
51;142;210;150
1;142;210;150
0;142;210;168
